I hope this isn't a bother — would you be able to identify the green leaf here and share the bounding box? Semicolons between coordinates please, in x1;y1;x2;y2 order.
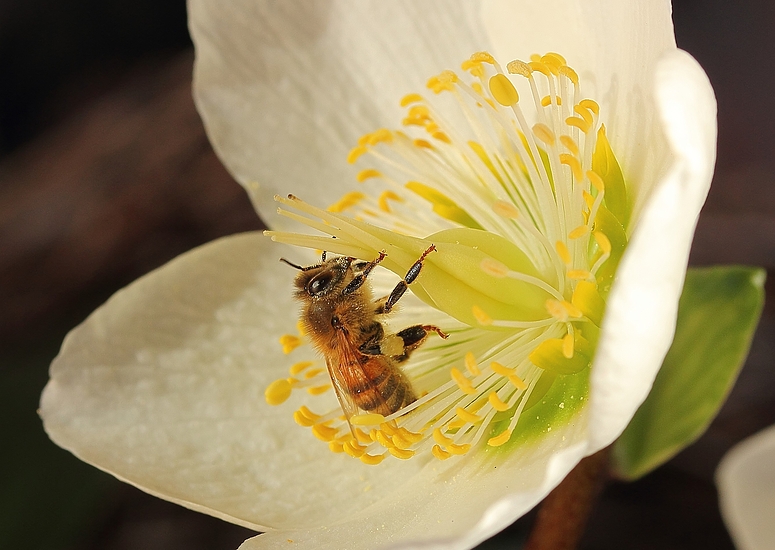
613;266;766;480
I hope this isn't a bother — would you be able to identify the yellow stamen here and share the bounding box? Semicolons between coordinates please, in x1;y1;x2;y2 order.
565;116;591;133
456;407;483;424
356;168;382;183
451;367;477;395
448;443;472;455
289;361;314;375
413;138;434;149
594;231;612;255
587;170;605;192
378;190;403;213
492;200;520;219
465;352;481;376
533;123;555;146
562;333;575;359
490;361;516;377
327;191;365;213
559;153;583;181
558;65;579;85
400;93;424;107
579;98;600;115
472;305;493;326
264;379;292;405
347;145;367;164
389;447;415;460
568;269;593;280
303;368;324;379
508;374;528;391
506;59;532;77
350;413;387;426
555;241;571;265
488;391;511;412
328;441;345;453
360;453;386;465
307;385;330;396
433;428;453;446
560;135;579;157
488;429;513;447
480;258;509;278
279;334;302;354
489;74;520;106
568;225;590;239
343;440;366;458
432;445;451;460
312;423;339;442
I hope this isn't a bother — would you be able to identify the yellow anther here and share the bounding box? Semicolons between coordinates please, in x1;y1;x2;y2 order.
579;99;600;115
403;116;427;127
568;269;593;280
488;391;511;412
379;422;398;436
546;299;582;321
427;70;459;93
287;376;300;387
507;59;532;77
568;225;590;239
357;133;372;146
451;367;477;395
407;105;430;120
425;122;439;133
347;145;368;164
354;428;372;445
542;52;567;66
587;170;605;192
532;123;556;146
560;153;583;181
289;361;314;375
530;53;542;63
472;305;493;326
488;429;513;447
574;104;594;127
343;440;366;458
392;432;415;450
560;135;579;157
491;361;516;377
278;334;302;354
465;352;481;376
264;379;292;406
400;93;424;107
413;138;434;149
350;413;387;426
565;116;591;133
389;447;415;460
558;65;579;85
562;333;575;359
368;128;393;145
480;258;509;278
471;51;496;64
582;190;595;210
356;169;382;183
378;190;403;213
594;230;612;255
555;241;571;265
529;61;553;77
432;444;452;460
328;441;345;453
327;191;365;213
489;74;520;106
297;405;321;421
307;385;331;396
541;95;562;107
396;427;423;444
455;407;483;424
508;374;528;390
448;443;472;455
312;423;339;442
303;368;323;379
293;410;314;427
360;453;386;465
433;428;454;446
374;429;394;449
492;200;520;219
572;280;606;326
431;131;452;144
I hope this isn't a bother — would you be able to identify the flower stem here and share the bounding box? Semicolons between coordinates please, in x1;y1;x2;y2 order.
524;447;610;550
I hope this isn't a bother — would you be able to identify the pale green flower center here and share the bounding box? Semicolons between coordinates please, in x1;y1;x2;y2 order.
265;52;630;464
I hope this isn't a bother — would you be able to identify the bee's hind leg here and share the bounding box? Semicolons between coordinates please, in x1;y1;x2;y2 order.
392;324;448;363
377;245;437;314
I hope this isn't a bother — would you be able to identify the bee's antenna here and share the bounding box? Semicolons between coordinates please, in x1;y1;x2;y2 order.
321;251;327;262
279;258;313;271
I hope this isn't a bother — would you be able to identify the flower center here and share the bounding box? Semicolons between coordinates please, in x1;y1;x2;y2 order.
264;52;630;464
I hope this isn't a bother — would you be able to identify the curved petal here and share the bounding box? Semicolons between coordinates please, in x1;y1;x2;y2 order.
589;50;716;450
482;0;675;209
717;424;775;550
40;233;429;531
189;0;489;230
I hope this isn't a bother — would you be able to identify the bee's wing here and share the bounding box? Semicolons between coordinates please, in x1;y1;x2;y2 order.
324;351;359;428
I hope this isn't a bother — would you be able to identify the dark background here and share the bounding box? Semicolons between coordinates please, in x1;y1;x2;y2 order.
1;1;773;549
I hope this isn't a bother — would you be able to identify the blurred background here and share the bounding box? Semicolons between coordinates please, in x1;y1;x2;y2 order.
1;0;773;549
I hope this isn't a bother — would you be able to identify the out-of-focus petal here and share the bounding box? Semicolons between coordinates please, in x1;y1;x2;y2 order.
717;424;775;550
189;0;489;229
589;50;716;450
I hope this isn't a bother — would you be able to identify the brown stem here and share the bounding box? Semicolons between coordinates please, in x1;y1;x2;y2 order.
523;447;610;550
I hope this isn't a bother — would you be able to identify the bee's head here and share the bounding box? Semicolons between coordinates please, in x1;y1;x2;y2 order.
282;256;351;299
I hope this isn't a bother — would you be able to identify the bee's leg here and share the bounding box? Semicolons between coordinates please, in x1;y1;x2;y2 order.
342;250;387;295
358;322;385;356
392;324;448;363
378;245;437;314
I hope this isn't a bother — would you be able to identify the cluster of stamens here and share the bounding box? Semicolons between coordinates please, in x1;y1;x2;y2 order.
266;51;628;464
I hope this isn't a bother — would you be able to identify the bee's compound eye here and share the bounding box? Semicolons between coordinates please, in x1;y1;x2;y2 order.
308;273;333;295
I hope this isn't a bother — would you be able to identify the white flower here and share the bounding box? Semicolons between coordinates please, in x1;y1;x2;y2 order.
40;1;716;549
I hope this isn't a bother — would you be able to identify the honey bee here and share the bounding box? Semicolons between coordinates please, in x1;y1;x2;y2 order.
281;245;448;425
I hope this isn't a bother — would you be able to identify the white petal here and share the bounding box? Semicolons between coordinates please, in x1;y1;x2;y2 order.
589;50;716;450
717;424;775;550
482;0;675;205
236;424;589;550
40;233;427;531
189;0;489;229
